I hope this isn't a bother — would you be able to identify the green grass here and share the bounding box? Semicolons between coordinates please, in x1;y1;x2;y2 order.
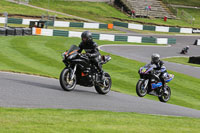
0;0;73;19
167;0;200;7
28;0;200;28
0;36;199;110
0;108;200;132
27;0;200;28
177;8;200;27
163;57;200;67
29;0;130;23
132;16;200;28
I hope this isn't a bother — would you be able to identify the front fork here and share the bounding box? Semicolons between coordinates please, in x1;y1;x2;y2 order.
70;64;77;80
143;79;149;90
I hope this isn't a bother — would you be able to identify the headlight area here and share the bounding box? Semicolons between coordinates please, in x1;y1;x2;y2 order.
62;52;66;60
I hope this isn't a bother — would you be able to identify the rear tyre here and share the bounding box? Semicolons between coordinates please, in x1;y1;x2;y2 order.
59;68;76;91
136;80;147;97
158;86;171;102
95;72;111;95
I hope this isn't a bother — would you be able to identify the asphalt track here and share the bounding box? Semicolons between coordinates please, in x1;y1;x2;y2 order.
1;71;200;118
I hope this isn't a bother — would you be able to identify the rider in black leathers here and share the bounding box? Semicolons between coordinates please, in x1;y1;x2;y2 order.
151;53;168;94
181;46;189;54
78;31;103;81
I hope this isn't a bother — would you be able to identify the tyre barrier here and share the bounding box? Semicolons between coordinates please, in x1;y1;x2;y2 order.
0;27;32;36
0;27;6;36
6;27;15;36
189;56;200;65
23;28;32;36
15;28;23;36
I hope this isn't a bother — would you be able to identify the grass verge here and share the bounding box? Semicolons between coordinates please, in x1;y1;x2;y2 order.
28;0;200;28
168;0;200;7
0;0;74;20
0;107;200;132
29;0;129;23
0;36;199;110
163;57;200;67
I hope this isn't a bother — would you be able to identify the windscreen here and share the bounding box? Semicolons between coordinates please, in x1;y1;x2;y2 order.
67;45;79;53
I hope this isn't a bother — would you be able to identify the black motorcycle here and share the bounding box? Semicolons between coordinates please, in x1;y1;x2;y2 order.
180;47;189;54
59;45;112;94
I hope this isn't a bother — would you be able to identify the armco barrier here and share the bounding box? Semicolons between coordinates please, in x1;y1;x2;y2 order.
0;17;112;29
32;28;176;44
8;18;23;24
193;39;200;45
168;38;177;44
113;21;195;34
197;39;200;46
113;21;128;28
53;30;69;37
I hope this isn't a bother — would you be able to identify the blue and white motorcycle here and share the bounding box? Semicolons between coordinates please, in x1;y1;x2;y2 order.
136;64;174;102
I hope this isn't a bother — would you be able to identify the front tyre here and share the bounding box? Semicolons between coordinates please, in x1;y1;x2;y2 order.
158;86;171;102
136;80;147;97
59;68;76;91
95;72;111;95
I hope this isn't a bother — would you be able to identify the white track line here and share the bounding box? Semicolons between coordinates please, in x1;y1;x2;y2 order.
99;44;171;50
0;71;57;80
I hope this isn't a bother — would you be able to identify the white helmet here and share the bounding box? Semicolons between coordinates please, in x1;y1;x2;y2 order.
151;53;160;63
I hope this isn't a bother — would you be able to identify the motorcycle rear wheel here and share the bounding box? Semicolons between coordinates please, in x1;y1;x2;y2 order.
136;80;147;97
158;86;171;102
95;72;111;95
59;68;76;91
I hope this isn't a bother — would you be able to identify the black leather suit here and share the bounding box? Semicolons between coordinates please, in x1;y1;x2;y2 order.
77;40;102;73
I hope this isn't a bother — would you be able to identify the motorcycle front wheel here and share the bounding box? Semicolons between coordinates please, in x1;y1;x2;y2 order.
158;86;171;102
95;72;111;95
59;68;76;91
136;80;147;97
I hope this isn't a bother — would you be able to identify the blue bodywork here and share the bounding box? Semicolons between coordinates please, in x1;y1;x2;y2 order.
166;74;174;83
166;77;173;83
151;82;162;89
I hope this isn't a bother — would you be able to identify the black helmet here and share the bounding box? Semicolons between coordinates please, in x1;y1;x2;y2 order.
81;31;92;43
151;53;160;63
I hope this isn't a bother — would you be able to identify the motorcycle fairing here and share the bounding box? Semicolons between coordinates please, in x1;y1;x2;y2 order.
165;74;174;83
151;82;162;89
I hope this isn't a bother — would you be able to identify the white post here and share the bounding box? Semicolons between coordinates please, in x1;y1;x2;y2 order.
4;12;8;27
